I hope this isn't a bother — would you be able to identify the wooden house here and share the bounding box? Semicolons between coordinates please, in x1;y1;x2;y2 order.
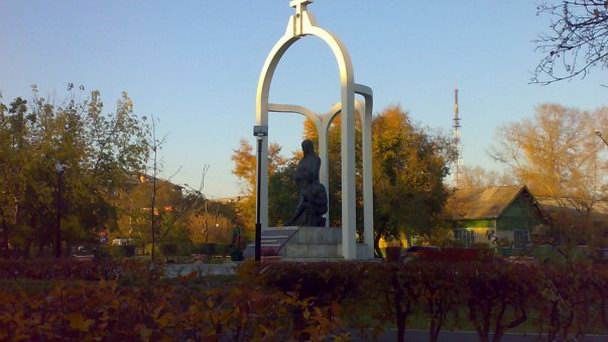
447;185;547;248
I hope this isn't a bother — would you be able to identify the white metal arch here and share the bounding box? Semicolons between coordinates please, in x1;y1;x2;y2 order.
255;2;365;259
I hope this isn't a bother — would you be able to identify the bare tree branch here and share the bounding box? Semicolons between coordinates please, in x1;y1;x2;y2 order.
533;1;608;84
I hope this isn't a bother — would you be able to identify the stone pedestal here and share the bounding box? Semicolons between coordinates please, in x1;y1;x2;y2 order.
244;226;372;260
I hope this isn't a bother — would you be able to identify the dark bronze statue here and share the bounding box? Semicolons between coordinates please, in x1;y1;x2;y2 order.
285;140;328;227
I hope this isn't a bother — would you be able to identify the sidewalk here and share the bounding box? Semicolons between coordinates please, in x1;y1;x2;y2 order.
361;329;608;342
164;262;237;278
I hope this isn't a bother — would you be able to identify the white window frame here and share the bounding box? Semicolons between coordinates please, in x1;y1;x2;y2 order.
455;228;475;247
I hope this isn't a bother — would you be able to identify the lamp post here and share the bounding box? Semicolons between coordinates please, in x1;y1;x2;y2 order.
595;130;608;148
55;163;65;258
253;125;268;262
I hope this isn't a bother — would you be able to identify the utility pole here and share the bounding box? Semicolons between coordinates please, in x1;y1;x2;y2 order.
452;86;463;188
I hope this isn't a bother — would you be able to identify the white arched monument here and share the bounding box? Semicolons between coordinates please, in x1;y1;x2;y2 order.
255;0;374;260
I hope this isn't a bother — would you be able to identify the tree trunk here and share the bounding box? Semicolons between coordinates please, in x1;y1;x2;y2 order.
37;241;44;257
391;271;408;342
374;223;386;258
1;219;8;258
0;207;9;258
55;171;63;258
429;315;442;342
23;239;31;259
405;231;412;247
396;311;406;342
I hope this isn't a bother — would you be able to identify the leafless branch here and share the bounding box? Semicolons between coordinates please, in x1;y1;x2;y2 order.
533;0;608;84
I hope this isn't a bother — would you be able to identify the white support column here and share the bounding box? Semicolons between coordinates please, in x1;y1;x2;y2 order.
341;88;356;260
323;100;368;248
355;84;374;259
322;103;343;228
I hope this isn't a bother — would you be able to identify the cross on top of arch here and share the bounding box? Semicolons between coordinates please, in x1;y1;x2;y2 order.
290;0;313;15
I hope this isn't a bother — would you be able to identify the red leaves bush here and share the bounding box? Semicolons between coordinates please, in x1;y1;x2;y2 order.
245;261;369;305
1;259;607;341
0;260;349;341
255;261;608;342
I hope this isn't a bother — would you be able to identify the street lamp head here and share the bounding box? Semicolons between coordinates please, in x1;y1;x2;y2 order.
595;130;602;137
55;163;65;173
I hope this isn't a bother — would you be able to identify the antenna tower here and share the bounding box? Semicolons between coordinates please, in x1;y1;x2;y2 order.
453;86;463;187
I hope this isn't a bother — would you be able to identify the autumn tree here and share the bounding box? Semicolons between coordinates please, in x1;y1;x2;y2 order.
231;139;286;232
459;165;516;189
535;1;608;84
372;106;456;255
491;104;608;210
185;200;242;245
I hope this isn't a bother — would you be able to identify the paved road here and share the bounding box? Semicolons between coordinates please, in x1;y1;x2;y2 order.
363;329;608;341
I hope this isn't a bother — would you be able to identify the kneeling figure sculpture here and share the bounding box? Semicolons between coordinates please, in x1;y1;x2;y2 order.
285;140;328;227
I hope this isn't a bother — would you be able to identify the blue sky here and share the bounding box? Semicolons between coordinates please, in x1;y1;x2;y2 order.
1;1;606;198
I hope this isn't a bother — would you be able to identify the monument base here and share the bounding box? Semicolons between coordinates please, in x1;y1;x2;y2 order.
244;226;372;260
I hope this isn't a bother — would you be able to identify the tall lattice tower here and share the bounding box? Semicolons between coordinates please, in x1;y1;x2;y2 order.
452;87;463;188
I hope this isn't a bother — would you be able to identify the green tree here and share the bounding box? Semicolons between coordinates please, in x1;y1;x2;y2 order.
268;160;299;226
371;106;455;256
0;86;151;258
0;97;32;257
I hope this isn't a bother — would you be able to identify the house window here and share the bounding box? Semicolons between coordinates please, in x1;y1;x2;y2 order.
455;229;475;247
513;230;529;249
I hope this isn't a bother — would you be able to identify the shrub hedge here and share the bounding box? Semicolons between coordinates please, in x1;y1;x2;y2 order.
0;280;346;341
1;259;607;341
247;261;608;342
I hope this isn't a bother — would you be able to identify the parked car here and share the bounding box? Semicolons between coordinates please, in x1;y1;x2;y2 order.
72;245;95;261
